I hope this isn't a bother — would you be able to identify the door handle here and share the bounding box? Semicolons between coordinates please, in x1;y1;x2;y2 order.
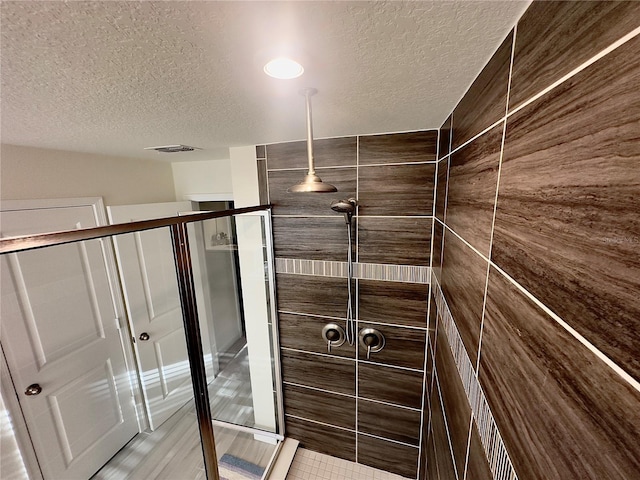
139;332;150;341
25;384;42;396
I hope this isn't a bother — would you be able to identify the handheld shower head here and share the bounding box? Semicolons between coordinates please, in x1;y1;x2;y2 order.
331;198;357;224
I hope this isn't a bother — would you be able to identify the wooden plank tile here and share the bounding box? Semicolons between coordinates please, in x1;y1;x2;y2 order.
429;383;457;480
440;231;487;368
257;159;268;205
435;325;471;479
358;163;435;216
359;131;437;165
285;416;356;462
451;30;512;150
358;280;428;328
276;274;348;318
283;383;355;430
268;168;356;216
358;217;431;266
357;434;419;478
479;267;640;479
279;312;355;359
273;216;349;261
266;137;357;170
435;158;448;221
493;35;640;382
358;363;423;409
357;322;426;371
439;115;452;159
256;145;266;159
465;423;492;480
446;124;502;257
510;1;640;109
358;399;421;446
432;220;444;281
281;350;355;396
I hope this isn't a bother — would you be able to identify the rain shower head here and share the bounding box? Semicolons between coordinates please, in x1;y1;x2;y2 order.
331;198;357;224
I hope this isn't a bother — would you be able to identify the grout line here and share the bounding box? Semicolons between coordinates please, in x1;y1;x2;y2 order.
272;215;337;218
359;319;428;331
272;214;434;219
508;25;640;117
283;381;356;399
264;148;271;204
358;160;438;167
268;165;357;172
461;415;474;480
448;117;504;158
358;394;423;413
357;359;424;373
281;347;355;362
475;22;516;375
278;310;346;322
356;431;420;449
285;414;355;433
434;369;461;480
489;261;640;395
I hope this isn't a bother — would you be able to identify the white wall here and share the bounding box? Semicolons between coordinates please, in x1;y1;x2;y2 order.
0;144;176;205
171;159;233;201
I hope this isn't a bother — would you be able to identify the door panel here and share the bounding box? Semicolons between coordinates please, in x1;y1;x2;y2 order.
0;202;138;480
108;202;215;430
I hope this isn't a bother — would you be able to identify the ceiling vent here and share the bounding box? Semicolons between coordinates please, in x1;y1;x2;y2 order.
144;144;200;153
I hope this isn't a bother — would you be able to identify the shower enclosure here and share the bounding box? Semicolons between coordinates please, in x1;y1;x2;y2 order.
0;204;283;480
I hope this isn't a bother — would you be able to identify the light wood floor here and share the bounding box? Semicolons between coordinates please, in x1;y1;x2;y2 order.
93;343;277;479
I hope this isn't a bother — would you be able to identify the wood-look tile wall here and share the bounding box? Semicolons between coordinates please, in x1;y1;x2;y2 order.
427;2;640;480
263;130;437;478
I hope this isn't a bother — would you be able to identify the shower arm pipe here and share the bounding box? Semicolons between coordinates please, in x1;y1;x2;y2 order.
303;88;316;176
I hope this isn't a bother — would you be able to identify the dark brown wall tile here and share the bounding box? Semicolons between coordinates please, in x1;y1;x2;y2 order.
358;280;428;328
266;137;357;169
357;434;419;478
272;216;349;261
285;416;355;462
281;350;355;395
257;159;269;205
358;217;431;266
429;383;457;480
427;292;437;351
283;383;355;430
440;231;487;367
358;399;421;446
493;36;640;382
439;115;453;159
358;163;435;216
435;325;471;479
279;313;355;359
268;168;356;216
480;267;640;480
435;159;449;221
465;423;492;480
358;322;425;371
452;30;513;150
445;124;502;257
423;429;439;480
359;131;437;165
510;1;640;109
358;363;423;409
276;274;348;318
432;220;444;281
256;145;266;159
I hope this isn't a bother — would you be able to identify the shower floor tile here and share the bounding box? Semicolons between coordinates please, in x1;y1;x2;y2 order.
285;448;411;480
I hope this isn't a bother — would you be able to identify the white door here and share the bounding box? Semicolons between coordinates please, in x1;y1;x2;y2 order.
0;201;138;480
107;202;216;430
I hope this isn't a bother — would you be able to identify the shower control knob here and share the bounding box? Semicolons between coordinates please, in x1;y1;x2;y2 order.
322;323;346;353
358;328;385;360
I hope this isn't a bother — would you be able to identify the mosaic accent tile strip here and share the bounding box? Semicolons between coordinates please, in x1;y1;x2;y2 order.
431;273;518;480
275;257;430;284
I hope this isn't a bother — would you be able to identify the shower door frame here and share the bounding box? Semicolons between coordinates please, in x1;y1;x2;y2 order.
0;204;284;480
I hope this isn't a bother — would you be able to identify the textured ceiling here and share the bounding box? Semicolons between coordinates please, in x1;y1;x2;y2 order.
1;1;530;162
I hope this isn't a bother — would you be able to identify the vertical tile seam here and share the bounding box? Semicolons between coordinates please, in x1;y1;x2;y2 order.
264;145;271;204
434;369;461;480
355;134;359;464
418;126;441;480
467;25;517;480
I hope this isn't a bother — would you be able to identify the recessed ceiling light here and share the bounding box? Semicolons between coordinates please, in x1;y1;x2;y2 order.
264;57;304;79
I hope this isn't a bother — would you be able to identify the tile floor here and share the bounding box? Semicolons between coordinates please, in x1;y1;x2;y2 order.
285;448;411;480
